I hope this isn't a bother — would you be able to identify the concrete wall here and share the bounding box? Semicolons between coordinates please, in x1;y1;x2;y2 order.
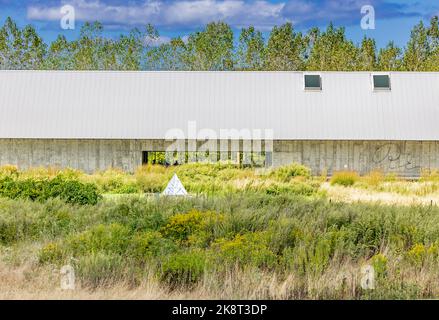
273;140;439;177
0;139;438;177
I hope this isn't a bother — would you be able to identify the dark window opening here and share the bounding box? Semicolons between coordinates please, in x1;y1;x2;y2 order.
304;74;322;90
142;151;148;165
142;151;167;165
142;151;270;167
373;75;391;90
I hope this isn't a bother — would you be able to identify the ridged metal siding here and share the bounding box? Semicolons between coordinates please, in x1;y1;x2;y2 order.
0;70;438;140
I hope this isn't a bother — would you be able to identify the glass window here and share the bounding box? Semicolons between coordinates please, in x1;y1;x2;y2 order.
304;74;322;90
373;75;391;90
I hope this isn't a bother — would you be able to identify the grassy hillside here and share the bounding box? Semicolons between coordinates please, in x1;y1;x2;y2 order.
1;164;439;299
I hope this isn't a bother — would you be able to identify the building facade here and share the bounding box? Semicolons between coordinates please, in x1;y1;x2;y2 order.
0;71;438;177
0;139;437;177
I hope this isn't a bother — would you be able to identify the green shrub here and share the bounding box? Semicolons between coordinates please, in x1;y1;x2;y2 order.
211;232;277;269
161;209;223;244
334;209;389;257
404;243;439;267
420;169;439;182
74;252;126;288
174;163;234;180
270;163;311;182
0;199;40;244
330;171;360;187
362;170;385;187
135;173;165;193
110;183;139;194
39;242;65;264
160;250;206;287
0;165;18;177
265;181;318;196
36;201;72;237
283;231;340;275
129;231;177;260
0;198;92;244
102;199;167;231
89;168;129;194
44;177;101;205
370;253;388;278
361;282;421;300
67;223;131;256
0;175;101;205
135;167;167;193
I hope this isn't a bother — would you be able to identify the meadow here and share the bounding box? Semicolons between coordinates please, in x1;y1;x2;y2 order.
1;163;439;299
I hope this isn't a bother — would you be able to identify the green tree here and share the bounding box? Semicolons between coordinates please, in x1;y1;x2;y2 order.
111;24;160;71
184;22;234;70
0;17;23;69
21;25;46;69
357;37;377;71
43;35;74;70
236;26;265;70
114;29;144;71
0;17;46;69
403;21;430;71
71;21;129;70
306;23;358;71
71;22;108;70
425;16;439;71
147;37;188;70
264;23;305;70
377;41;402;71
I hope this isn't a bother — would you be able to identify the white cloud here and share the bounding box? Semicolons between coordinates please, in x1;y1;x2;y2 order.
27;0;285;29
28;0;162;25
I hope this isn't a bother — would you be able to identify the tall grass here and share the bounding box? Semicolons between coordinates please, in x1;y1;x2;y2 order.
330;171;360;187
2;193;439;298
2;164;439;298
0;163;321;197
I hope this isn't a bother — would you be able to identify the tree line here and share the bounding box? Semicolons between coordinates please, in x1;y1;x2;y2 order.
0;16;438;71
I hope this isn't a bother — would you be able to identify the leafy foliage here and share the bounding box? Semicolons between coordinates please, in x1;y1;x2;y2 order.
0;189;434;298
270;163;311;182
330;171;360;187
264;22;306;70
0;175;101;205
161;209;222;245
2;16;439;71
160;250;207;287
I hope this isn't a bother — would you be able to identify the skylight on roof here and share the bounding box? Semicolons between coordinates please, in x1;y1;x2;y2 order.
304;74;322;90
373;74;391;90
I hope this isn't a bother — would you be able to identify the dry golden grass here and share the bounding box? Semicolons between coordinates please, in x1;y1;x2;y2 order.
0;262;302;300
322;182;439;206
0;262;355;300
2;256;438;300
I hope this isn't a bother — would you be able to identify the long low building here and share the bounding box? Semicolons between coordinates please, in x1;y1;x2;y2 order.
0;70;438;177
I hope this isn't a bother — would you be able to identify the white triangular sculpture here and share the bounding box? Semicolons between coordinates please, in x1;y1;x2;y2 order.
162;174;188;196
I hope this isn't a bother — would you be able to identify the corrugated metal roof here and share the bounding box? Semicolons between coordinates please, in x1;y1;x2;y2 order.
0;70;438;140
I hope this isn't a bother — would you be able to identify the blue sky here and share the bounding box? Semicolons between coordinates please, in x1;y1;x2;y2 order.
1;0;438;48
